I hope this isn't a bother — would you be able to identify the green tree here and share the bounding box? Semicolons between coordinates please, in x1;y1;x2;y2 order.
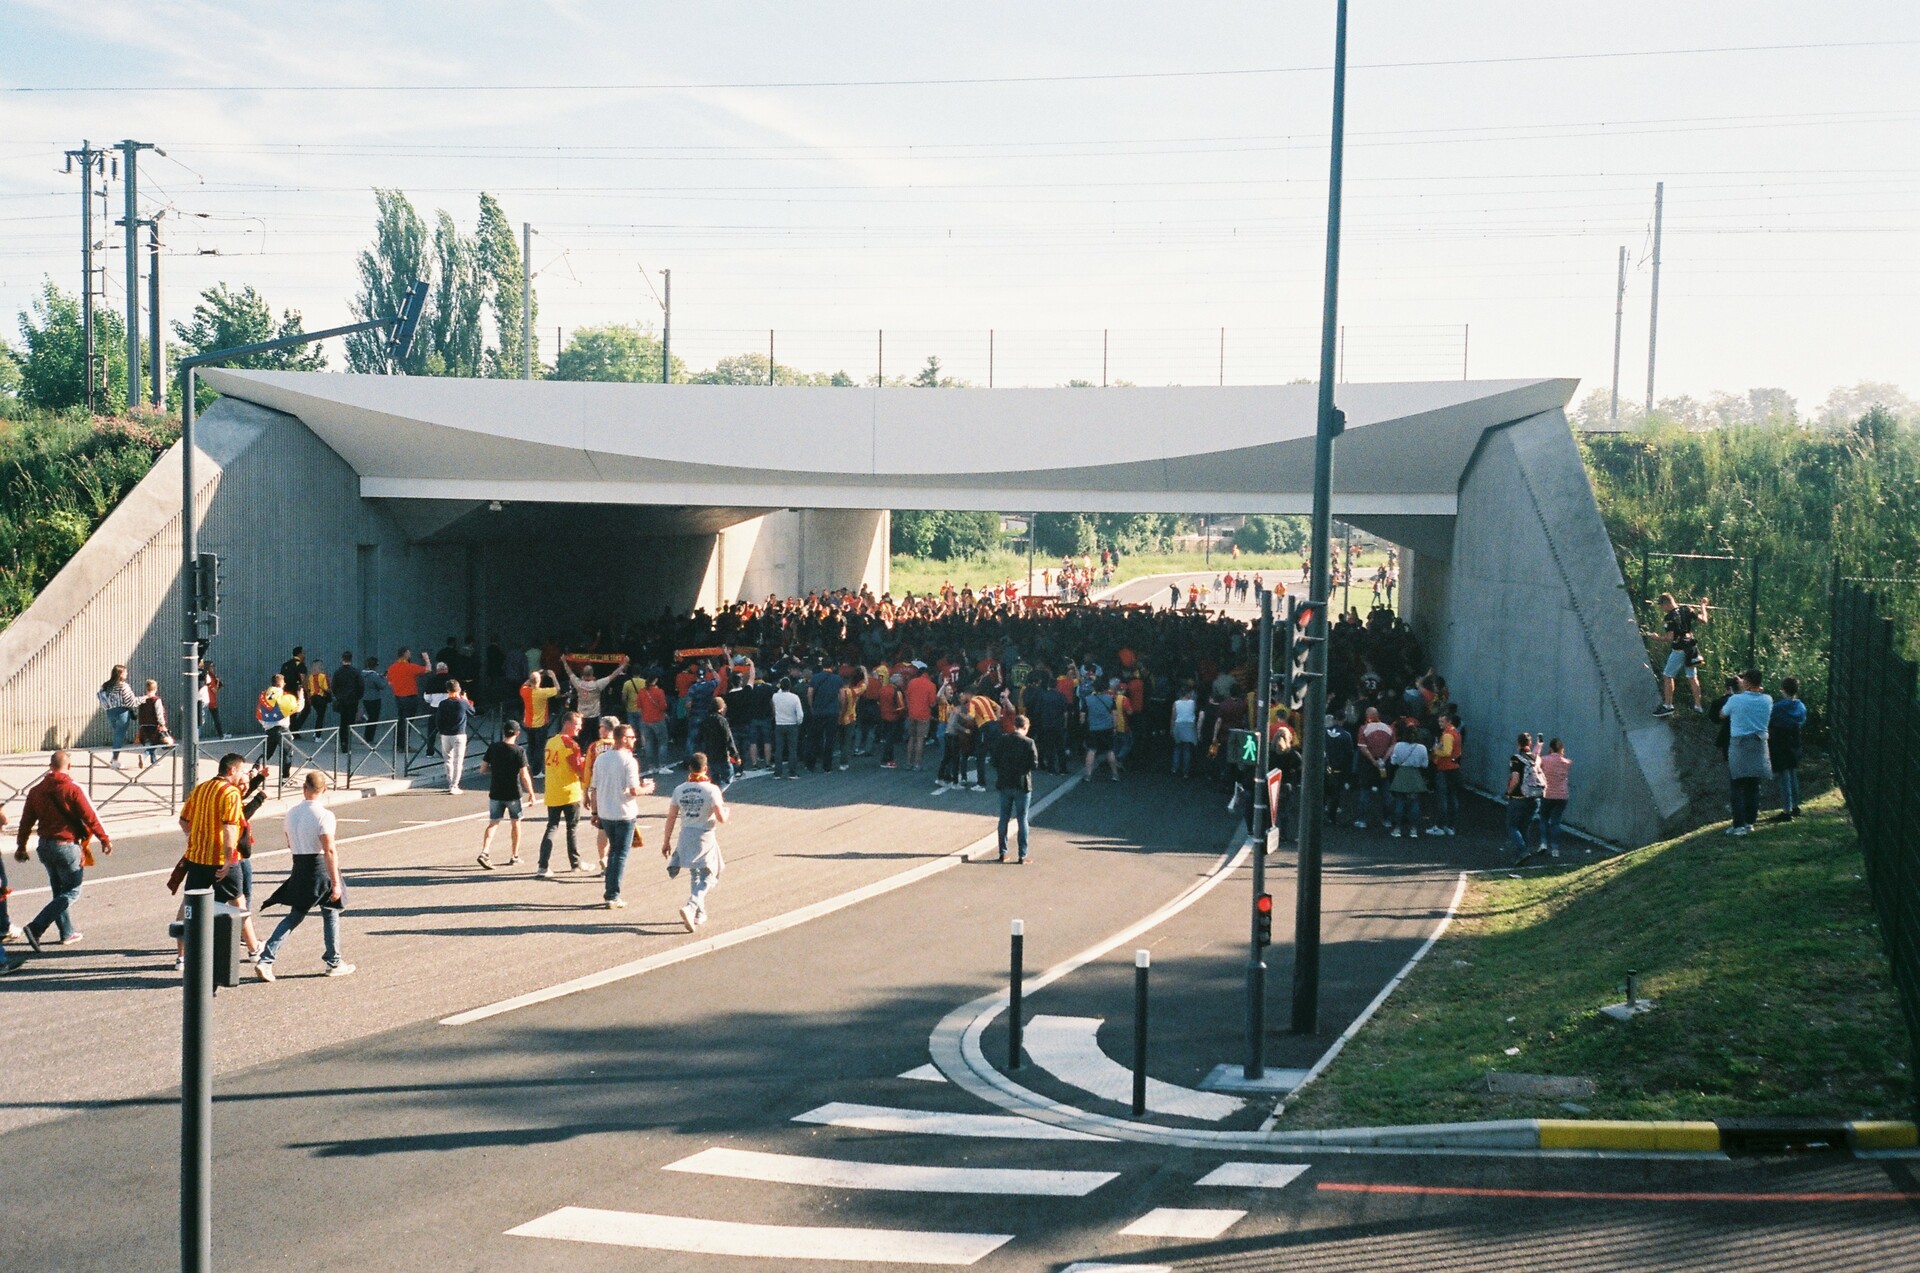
550;324;685;382
0;338;21;398
171;283;326;408
890;510;999;559
423;209;484;377
1233;514;1310;554
475;193;537;378
346;190;430;374
911;355;971;388
691;352;851;386
1035;512;1097;556
13;279;127;412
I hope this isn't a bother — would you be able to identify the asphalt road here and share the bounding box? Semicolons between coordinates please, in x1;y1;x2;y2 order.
4;767;1915;1271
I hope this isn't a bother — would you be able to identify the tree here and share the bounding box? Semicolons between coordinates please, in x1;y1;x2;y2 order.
475;193;536;378
422;209;484;377
171;283;326;409
346;190;430;374
0;338;20;398
692;352;851;386
1233;514;1310;554
550;324;685;383
13;279;127;412
911;356;971;388
890;510;999;559
1818;382;1917;431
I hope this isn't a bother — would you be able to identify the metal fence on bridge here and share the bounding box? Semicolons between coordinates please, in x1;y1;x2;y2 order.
1828;582;1920;1102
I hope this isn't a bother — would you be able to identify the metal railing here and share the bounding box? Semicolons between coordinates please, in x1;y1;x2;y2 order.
1828;582;1920;1104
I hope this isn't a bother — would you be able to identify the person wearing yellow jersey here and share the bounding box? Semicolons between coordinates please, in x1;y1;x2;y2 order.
256;675;303;781
520;670;559;779
536;712;588;877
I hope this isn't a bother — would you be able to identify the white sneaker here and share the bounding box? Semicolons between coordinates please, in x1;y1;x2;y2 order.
971;783;987;792
1389;828;1403;838
448;786;463;795
606;897;627;910
1409;829;1420;839
679;903;698;932
254;961;276;983
534;867;552;879
1353;820;1367;829
694;910;708;927
325;962;356;977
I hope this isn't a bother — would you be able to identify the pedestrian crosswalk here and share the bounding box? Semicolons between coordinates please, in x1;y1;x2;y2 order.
506;1062;1312;1266
1022;1013;1246;1121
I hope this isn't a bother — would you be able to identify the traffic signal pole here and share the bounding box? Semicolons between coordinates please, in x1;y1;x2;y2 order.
1245;589;1273;1079
1291;0;1350;1037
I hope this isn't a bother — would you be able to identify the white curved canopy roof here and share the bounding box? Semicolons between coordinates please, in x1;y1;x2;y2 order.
201;370;1575;518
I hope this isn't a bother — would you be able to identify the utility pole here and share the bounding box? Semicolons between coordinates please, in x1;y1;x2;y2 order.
1219;326;1225;386
877;329;884;384
660;268;671;384
64;142;107;411
147;213;164;408
989;329;994;388
1102;328;1108;387
115;140;156;408
521;223;534;380
1645;180;1664;415
1292;0;1350;1038
1462;323;1469;380
1610;245;1627;424
769;329;775;385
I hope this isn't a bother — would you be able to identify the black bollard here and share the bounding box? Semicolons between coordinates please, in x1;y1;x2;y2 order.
1009;919;1025;1070
181;887;213;1273
1132;949;1150;1117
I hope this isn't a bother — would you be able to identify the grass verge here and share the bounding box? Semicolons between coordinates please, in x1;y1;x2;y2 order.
1281;790;1913;1127
886;547;1392;601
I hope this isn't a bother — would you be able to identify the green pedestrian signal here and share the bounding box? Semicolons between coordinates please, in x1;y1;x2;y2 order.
1226;728;1258;767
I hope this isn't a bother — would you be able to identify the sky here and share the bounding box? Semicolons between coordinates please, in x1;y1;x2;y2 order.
2;1;1916;410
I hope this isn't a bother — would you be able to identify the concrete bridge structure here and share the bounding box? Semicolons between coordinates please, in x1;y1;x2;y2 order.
0;372;1685;846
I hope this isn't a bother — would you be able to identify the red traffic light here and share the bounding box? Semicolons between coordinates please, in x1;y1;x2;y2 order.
1255;892;1274;914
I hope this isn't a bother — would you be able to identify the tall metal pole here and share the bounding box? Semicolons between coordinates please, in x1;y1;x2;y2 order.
660;268;671;384
769;329;775;385
520;222;533;380
877;329;884;383
989;329;994;388
1461;323;1469;380
1644;181;1664;415
148;214;164;408
180;887;213;1273
1610;245;1627;424
1246;589;1273;1077
1219;326;1225;386
181;365;200;804
117;140;154;409
1102;328;1108;387
1292;0;1349;1038
66;142;102;411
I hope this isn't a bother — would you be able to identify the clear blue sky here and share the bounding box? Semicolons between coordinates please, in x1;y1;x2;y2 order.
2;1;1915;410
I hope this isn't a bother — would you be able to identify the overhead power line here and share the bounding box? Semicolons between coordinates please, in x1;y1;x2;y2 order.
8;39;1916;94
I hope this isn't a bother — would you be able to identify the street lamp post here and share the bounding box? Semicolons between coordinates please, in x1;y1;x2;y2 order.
173;278;425;1273
1291;0;1350;1038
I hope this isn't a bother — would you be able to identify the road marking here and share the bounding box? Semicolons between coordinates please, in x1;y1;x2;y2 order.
899;1063;948;1083
1023;1014;1244;1122
441;775;1082;1024
1317;1182;1920;1204
6;810;491;897
793;1101;1109;1142
1196;1161;1311;1189
663;1146;1117;1196
1064;1265;1172;1273
1117;1207;1245;1239
506;1206;1012;1265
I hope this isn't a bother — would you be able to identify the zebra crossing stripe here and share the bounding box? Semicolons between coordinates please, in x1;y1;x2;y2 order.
794;1101;1110;1141
506;1207;1012;1265
1196;1161;1311;1189
1063;1265;1173;1273
899;1063;948;1083
1118;1207;1246;1239
664;1146;1118;1196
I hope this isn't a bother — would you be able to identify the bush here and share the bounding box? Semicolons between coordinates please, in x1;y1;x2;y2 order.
890;510;999;560
1233;514;1310;554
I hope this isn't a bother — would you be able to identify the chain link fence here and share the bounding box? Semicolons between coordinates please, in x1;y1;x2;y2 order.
1828;582;1920;1101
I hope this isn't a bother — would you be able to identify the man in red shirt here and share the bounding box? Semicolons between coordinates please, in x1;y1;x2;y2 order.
1353;707;1397;829
15;750;111;951
903;665;938;771
386;648;426;754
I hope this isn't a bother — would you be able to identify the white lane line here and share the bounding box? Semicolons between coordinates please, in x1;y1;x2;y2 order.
1117;1207;1246;1239
6;811;491;898
506;1206;1011;1266
1064;1265;1173;1273
440;775;1082;1025
899;1063;948;1083
793;1101;1109;1142
663;1146;1117;1196
1195;1161;1311;1189
1023;1014;1244;1122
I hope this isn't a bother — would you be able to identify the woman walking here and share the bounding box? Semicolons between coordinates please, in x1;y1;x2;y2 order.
662;751;729;932
1538;738;1572;857
97;666;138;767
1386;724;1429;839
1505;732;1545;860
1170;686;1199;778
198;662;225;739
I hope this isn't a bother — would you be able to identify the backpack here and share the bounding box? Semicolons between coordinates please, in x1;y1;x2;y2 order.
1516;752;1545;799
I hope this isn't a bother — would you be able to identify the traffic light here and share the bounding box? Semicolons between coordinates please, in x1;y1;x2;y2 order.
1283;597;1325;710
193;552;221;614
1255;892;1274;947
1225;728;1258;768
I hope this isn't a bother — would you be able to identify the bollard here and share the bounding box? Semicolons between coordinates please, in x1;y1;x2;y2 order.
1626;969;1638;1008
181;887;213;1273
1132;949;1150;1118
1009;919;1025;1071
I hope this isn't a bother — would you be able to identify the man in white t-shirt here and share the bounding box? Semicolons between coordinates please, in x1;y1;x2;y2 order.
255;771;352;980
662;751;729;932
769;678;806;780
592;725;650;910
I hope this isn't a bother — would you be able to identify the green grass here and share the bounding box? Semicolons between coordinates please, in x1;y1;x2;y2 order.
886;547;1392;600
1281;790;1913;1128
